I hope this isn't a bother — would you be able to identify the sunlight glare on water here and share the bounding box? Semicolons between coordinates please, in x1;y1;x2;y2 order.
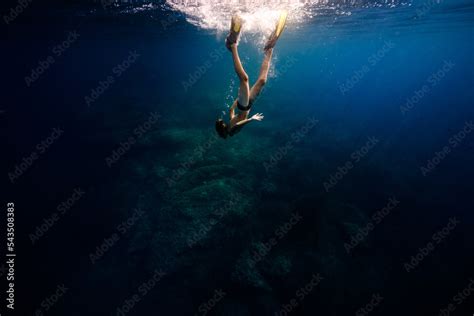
166;0;324;36
164;0;411;45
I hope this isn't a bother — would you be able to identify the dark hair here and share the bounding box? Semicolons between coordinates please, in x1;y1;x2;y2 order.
215;119;228;139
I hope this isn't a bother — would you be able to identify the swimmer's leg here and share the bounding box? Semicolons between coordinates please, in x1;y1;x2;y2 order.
230;44;250;107
226;15;243;50
249;48;273;104
264;10;288;52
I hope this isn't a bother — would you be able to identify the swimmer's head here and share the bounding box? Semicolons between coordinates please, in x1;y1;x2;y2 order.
215;118;228;139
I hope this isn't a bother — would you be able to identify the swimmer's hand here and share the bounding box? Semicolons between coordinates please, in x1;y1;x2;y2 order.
234;113;264;127
251;113;264;121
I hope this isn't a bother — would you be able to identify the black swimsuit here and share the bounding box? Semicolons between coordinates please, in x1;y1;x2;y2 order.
237;100;252;112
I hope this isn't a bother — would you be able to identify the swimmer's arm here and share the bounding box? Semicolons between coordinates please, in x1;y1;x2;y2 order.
235;113;264;127
234;118;253;127
229;100;237;119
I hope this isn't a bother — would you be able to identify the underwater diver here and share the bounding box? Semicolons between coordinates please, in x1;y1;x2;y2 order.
215;12;288;138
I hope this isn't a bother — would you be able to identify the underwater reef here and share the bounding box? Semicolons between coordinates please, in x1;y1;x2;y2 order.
73;100;404;315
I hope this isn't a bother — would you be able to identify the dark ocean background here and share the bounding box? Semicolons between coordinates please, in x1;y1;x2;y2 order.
2;0;474;315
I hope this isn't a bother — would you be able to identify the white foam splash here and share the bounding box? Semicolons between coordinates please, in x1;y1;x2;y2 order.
166;0;321;34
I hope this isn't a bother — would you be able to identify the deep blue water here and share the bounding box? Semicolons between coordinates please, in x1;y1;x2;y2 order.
3;1;474;315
